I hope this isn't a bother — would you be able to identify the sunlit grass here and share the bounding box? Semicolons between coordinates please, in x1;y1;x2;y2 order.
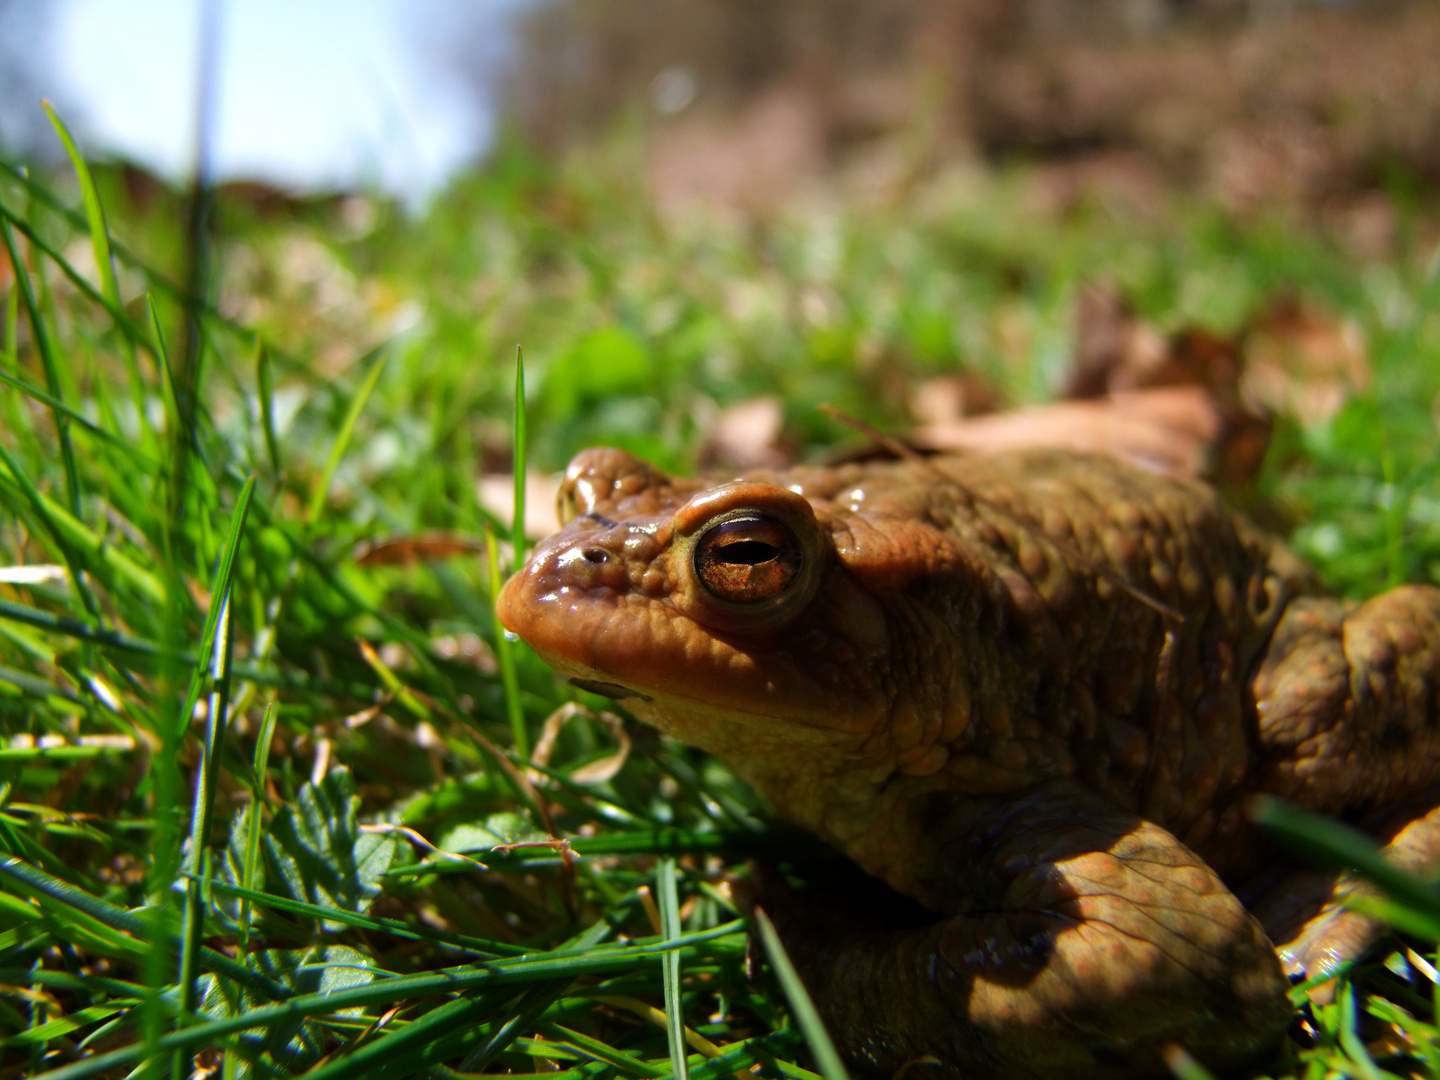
0;127;1437;1080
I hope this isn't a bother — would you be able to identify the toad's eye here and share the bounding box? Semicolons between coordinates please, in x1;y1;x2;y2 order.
694;516;801;603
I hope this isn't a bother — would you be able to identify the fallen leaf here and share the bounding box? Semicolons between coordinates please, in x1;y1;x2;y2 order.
909;372;1001;427
1052;282;1275;481
1066;282;1170;398
696;395;792;470
529;701;631;786
1242;293;1370;426
1065;282;1242;400
913;385;1227;480
353;533;485;567
477;470;563;539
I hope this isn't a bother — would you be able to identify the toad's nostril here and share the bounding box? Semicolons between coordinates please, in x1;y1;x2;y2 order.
582;547;609;564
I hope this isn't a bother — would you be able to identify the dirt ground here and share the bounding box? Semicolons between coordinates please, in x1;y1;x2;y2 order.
505;0;1440;235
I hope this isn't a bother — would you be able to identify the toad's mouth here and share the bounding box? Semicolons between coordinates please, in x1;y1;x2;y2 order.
568;676;652;702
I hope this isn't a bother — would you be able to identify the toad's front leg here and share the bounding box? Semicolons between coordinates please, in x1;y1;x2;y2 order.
762;782;1290;1080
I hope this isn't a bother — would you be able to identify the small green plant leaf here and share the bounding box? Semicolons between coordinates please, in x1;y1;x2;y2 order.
263;767;401;931
437;811;547;854
201;944;376;1077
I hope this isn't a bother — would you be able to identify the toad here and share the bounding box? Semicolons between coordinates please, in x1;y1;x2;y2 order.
496;447;1440;1079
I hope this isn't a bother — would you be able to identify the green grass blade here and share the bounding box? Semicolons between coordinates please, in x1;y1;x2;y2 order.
0;462;164;605
657;857;689;1080
0;215;82;516
306;345;389;526
0;967;150;1001
547;1023;669;1077
0;857;285;999
0;740;129;762
1160;1045;1218;1080
1;1003;128;1050
29;922;745;1080
146;294;181;440
752;908;849;1080
512;343;527;571
332;993;602;1080
171;476;256;1067
1250;796;1440;919
238;700;278;950
1;280;23;441
298;990;502;1080
3;276;16;364
172;474;257;740
255;339;282;481
187;475;256;839
0;364;157;464
566;829;767;857
685;1031;811;1080
0;441;103;621
206;877;529;957
458;981;566;1073
0;597;373;696
149;290;205;575
43;101;147;429
0;594;190;659
0;874;146;963
0;204;154;356
1336;981;1387;1080
443;919;617;1073
1344;893;1440;941
178;586;244;1030
42;104;122;310
486;526;529;758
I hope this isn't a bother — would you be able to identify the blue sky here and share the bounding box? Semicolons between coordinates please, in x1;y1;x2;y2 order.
6;0;524;204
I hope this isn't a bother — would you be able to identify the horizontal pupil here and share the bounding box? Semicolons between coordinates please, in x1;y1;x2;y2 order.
715;539;779;566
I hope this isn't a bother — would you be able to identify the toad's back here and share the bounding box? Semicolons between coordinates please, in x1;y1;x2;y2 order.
773;451;1314;862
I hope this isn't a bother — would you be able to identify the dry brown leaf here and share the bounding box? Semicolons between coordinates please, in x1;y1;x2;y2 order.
1049;282;1278;482
1066;282;1243;401
909;373;1001;427
1066;282;1170;398
697;395;790;470
913;385;1226;480
477;470;563;540
1242;293;1370;427
529;701;631;786
353;533;485;567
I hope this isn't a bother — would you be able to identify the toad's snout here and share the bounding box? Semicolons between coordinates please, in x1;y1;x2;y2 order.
502;529;631;606
495;522;672;685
